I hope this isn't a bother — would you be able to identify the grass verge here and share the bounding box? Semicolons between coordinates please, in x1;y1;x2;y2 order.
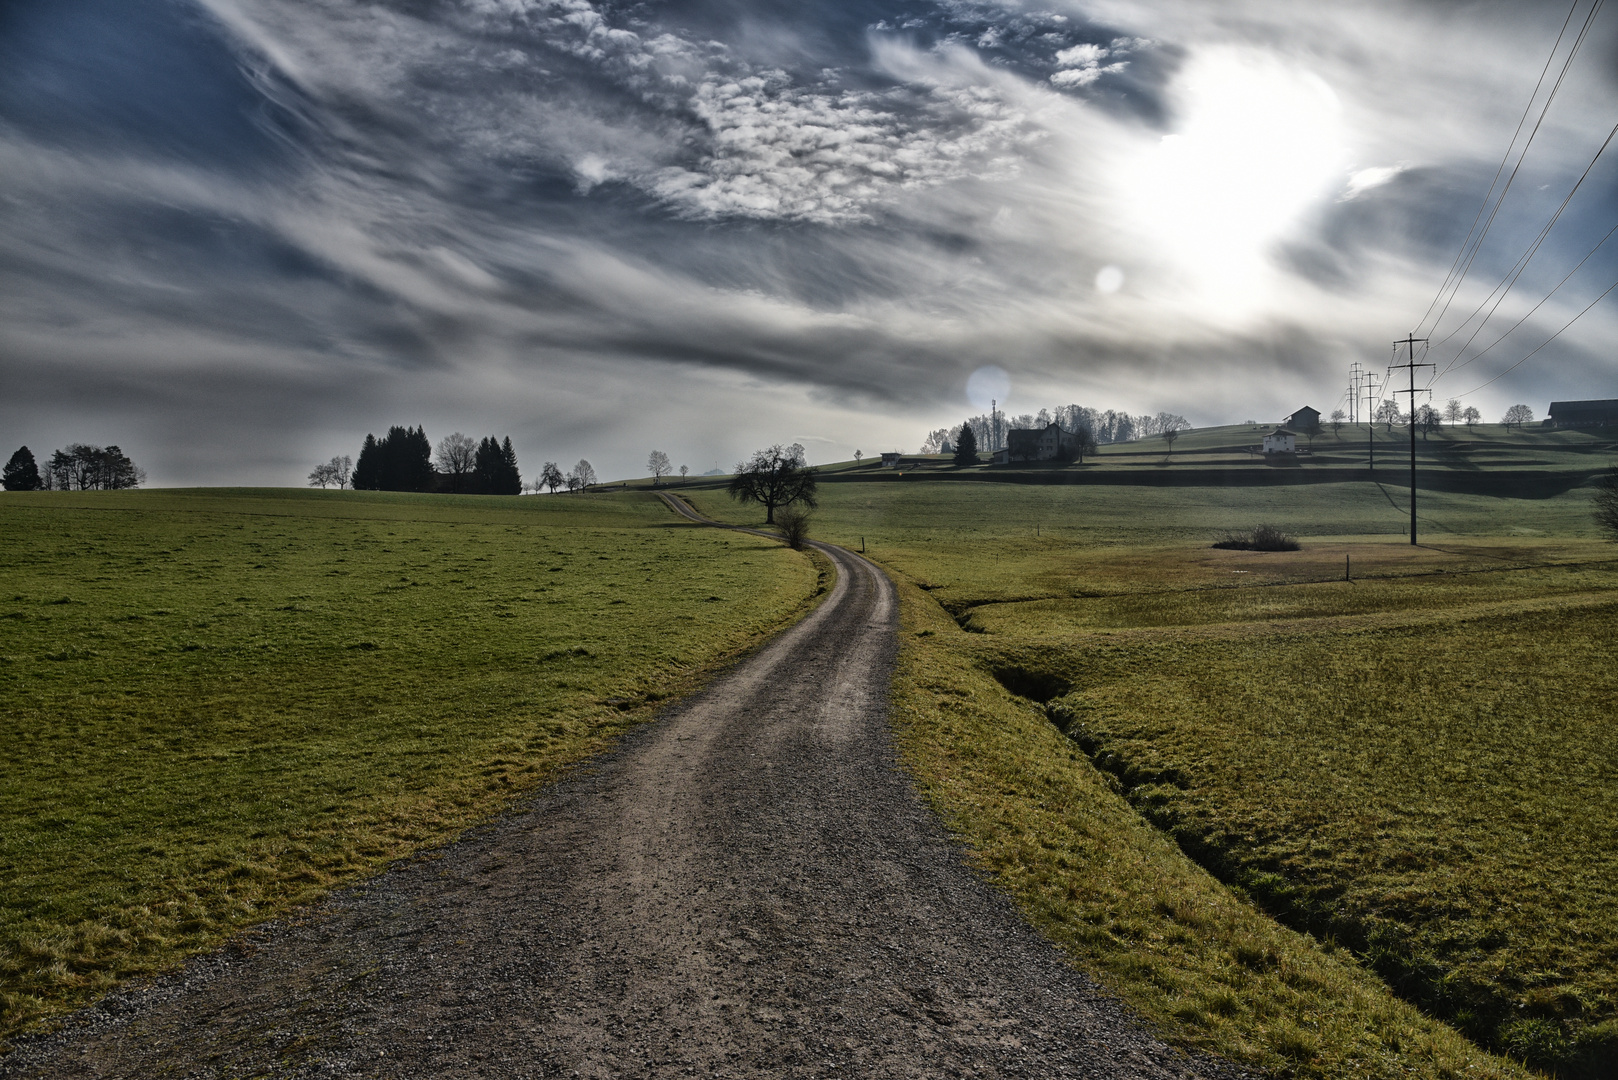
0;488;819;1045
890;576;1531;1079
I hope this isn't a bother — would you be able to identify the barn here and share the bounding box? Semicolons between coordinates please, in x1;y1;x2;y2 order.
1546;399;1618;428
1284;406;1321;431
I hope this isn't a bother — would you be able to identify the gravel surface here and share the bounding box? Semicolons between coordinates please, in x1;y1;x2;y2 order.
3;504;1251;1079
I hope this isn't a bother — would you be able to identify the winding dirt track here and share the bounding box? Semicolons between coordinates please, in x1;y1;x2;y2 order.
2;497;1243;1079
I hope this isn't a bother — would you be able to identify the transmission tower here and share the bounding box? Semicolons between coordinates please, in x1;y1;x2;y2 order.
1360;370;1381;471
1391;334;1433;544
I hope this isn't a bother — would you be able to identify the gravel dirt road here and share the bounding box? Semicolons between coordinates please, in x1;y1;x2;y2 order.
2;497;1247;1079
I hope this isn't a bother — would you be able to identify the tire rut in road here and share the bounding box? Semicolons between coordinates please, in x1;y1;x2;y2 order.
2;516;1248;1079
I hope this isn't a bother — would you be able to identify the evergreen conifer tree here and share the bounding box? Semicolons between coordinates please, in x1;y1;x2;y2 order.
381;426;410;490
2;446;43;490
407;426;433;490
352;434;382;490
498;437;521;495
472;436;500;494
376;425;434;491
953;423;978;466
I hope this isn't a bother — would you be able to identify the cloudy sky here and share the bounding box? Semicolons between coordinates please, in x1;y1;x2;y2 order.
2;0;1615;485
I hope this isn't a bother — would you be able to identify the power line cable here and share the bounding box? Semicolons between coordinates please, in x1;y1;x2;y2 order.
1414;0;1583;335
1422;0;1603;340
1456;275;1618;396
1430;115;1618;382
1437;214;1618;378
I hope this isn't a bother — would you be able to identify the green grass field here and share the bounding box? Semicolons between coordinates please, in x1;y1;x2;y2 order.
0;488;818;1044
686;429;1618;1079
3;424;1612;1074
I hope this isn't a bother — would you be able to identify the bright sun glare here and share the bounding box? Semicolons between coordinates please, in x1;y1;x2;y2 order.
1122;48;1346;317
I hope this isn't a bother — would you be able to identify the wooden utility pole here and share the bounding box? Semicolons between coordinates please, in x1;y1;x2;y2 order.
1391;334;1432;545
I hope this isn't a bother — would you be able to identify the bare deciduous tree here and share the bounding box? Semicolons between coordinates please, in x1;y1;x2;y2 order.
728;444;816;524
435;432;478;491
647;450;672;486
1503;404;1535;429
1463;406;1482;426
679;464;689;482
1444;398;1463;425
541;461;564;493
567;459;597;492
1416;404;1441;439
309;455;353;489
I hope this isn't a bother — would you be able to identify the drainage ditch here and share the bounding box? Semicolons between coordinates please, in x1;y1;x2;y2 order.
986;662;1616;1078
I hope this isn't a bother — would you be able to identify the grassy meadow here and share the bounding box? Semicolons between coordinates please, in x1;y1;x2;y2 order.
684;426;1618;1078
0;487;818;1044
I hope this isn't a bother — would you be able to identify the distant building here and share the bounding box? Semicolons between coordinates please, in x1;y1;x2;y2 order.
1262;428;1298;454
1285;406;1321;431
1546;399;1618;428
880;452;903;468
1005;422;1083;462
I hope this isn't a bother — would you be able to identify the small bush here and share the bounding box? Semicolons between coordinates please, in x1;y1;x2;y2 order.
1211;524;1300;551
775;505;812;550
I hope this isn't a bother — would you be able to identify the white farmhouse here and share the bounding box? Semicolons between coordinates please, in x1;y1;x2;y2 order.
1262;427;1298;454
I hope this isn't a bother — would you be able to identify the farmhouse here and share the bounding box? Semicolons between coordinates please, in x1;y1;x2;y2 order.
1284;406;1321;431
1005;422;1082;462
880;452;902;468
1546;399;1618;428
1262;428;1298;454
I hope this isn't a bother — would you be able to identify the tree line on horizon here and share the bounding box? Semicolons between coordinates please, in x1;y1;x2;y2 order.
314;426;597;495
1333;401;1534;436
921;405;1191;455
3;444;143;491
925;399;1544;455
341;426;523;494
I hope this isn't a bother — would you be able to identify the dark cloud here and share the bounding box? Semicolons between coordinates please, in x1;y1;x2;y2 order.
2;0;1614;483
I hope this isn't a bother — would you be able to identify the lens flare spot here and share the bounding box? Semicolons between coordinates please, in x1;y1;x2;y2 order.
966;366;1010;410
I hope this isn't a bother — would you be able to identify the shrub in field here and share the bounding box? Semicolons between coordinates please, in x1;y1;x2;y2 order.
775;505;812;549
1211;524;1300;551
